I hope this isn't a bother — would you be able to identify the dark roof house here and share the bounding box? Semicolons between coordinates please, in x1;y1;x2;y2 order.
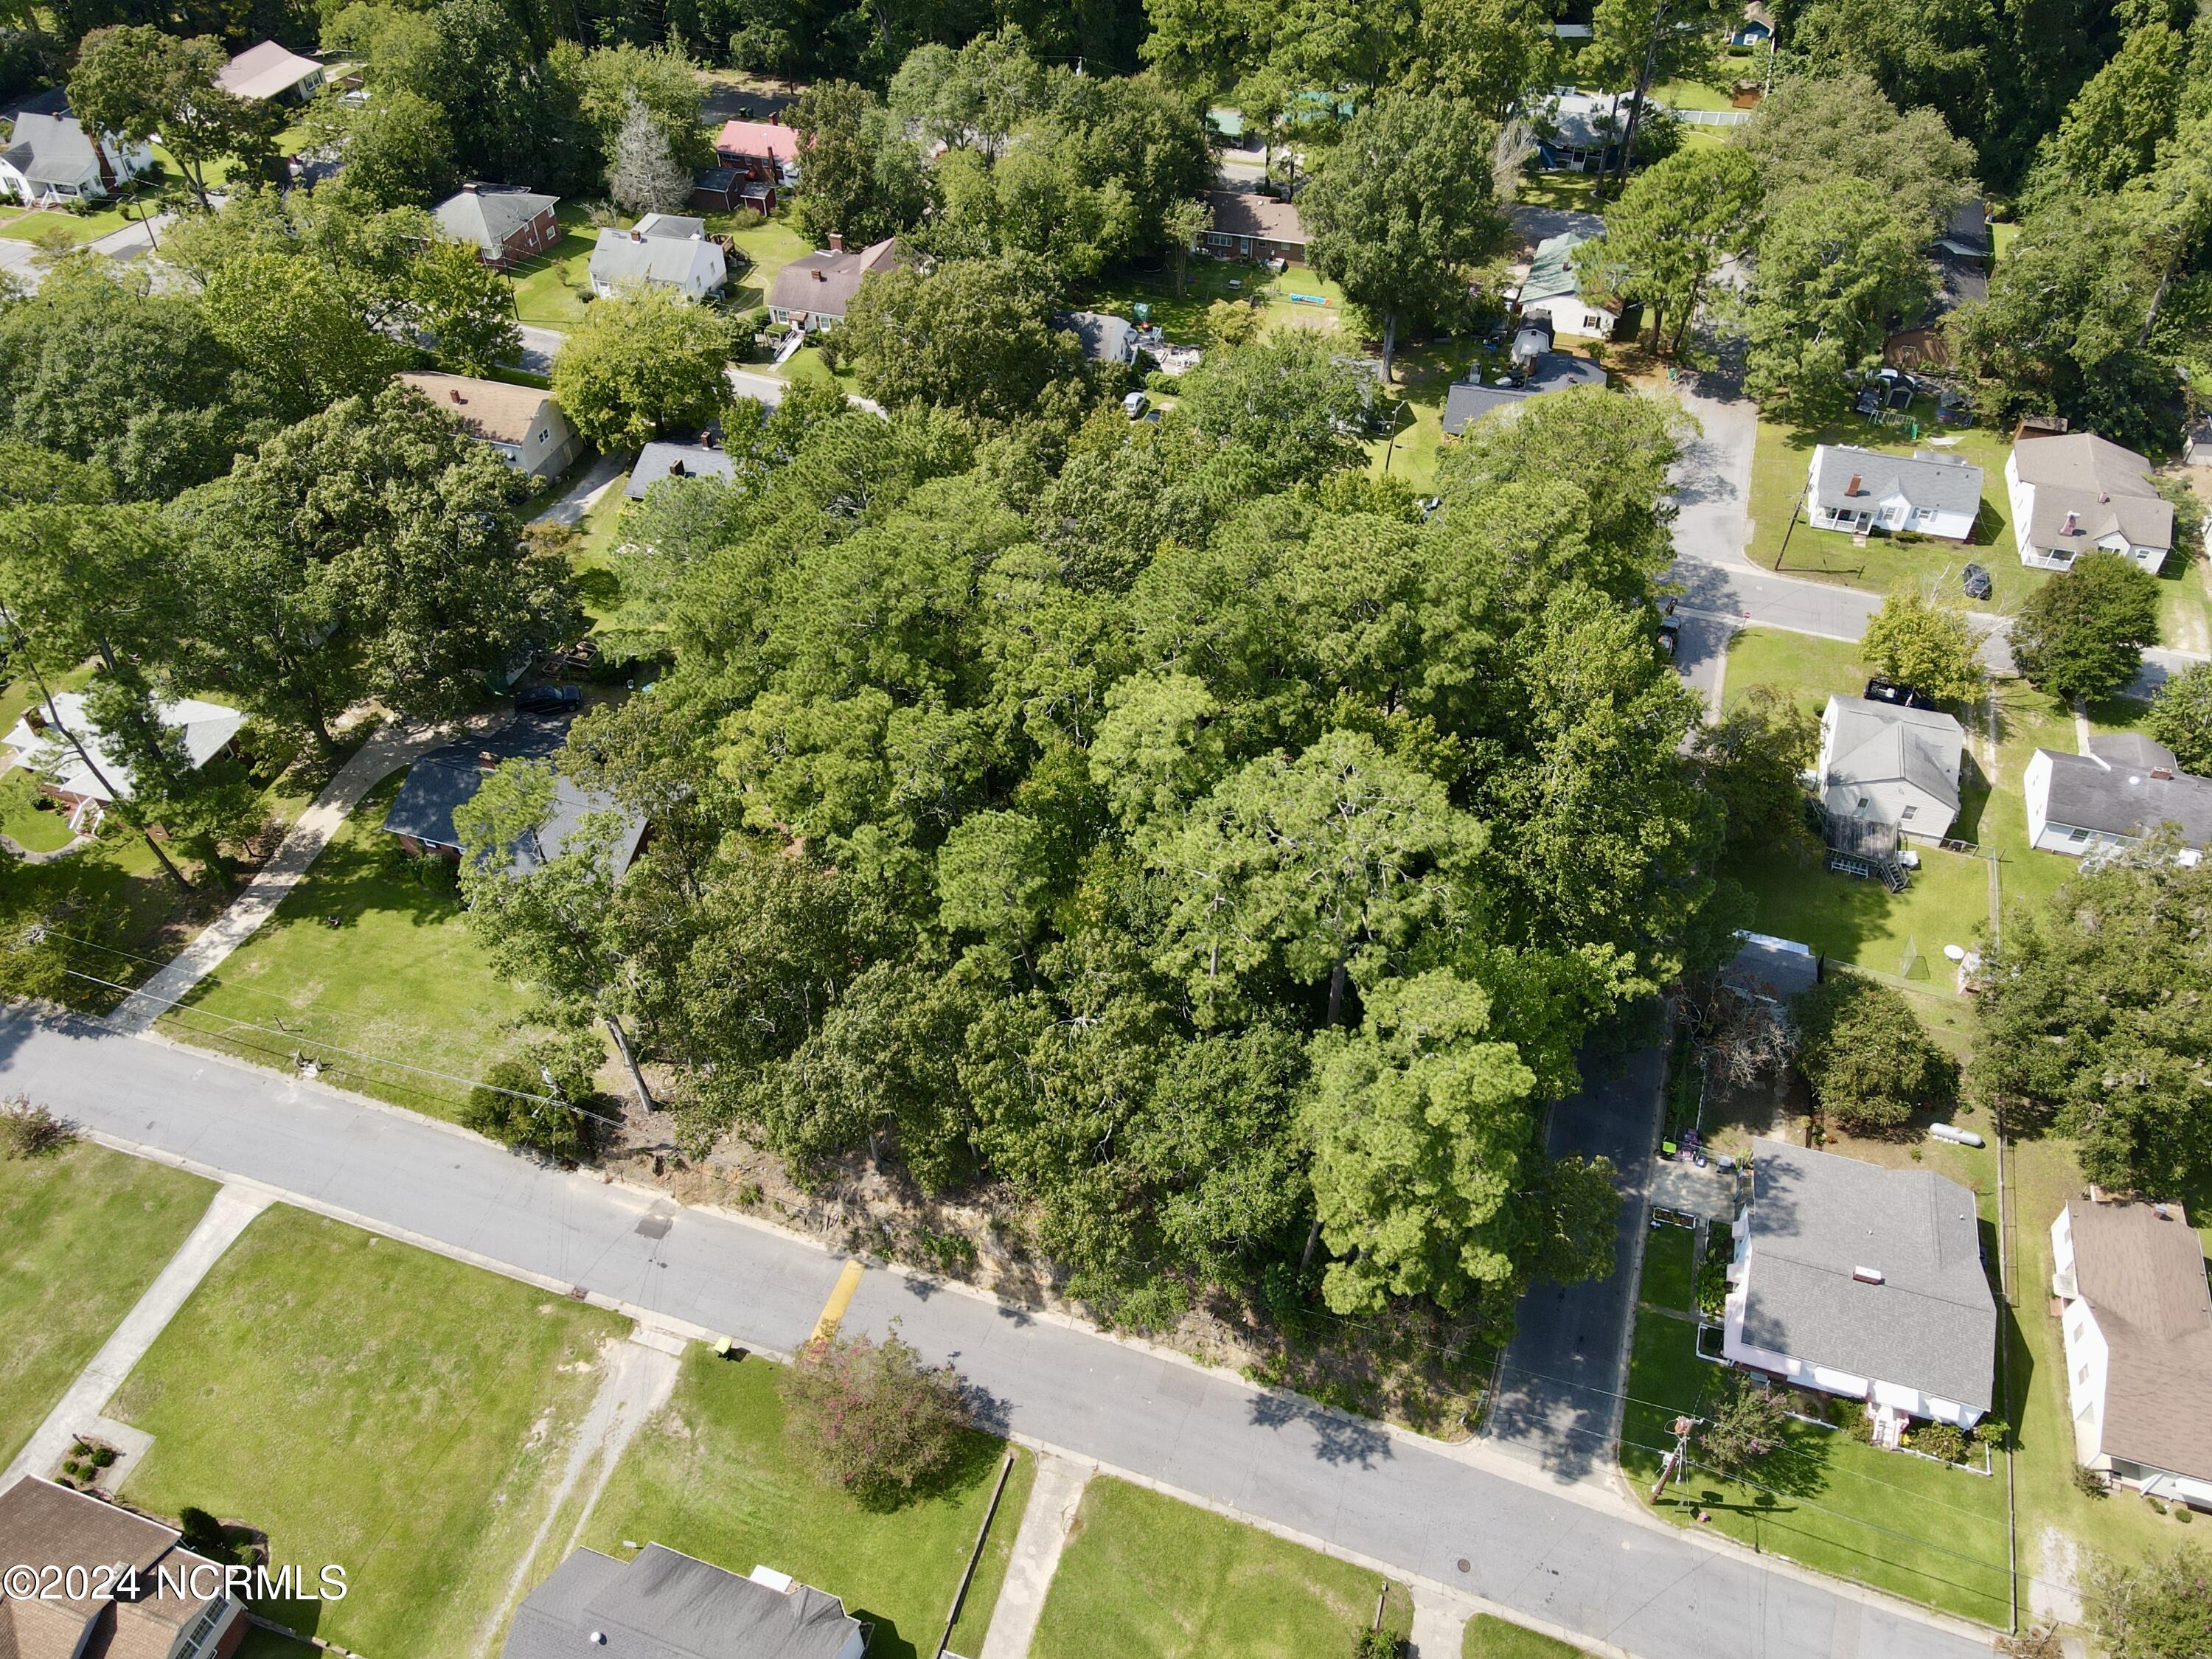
434;184;560;267
382;713;646;877
1722;931;1820;1004
502;1544;866;1659
2025;731;2212;855
765;234;903;328
1723;1139;1997;1425
1201;188;1308;260
1441;316;1606;433
628;441;739;498
0;1475;251;1659
1057;309;1140;364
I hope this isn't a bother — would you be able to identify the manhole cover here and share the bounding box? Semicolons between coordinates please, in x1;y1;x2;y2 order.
1456;1559;1471;1574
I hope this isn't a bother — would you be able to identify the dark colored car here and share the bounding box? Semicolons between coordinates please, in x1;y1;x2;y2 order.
1962;562;1993;599
1657;616;1683;658
515;684;584;714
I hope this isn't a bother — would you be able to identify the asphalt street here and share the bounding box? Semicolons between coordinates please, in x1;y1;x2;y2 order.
1483;1045;1666;1483
0;1010;1994;1659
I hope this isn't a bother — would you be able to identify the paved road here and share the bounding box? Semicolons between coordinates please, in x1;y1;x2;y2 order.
1484;1046;1666;1484
0;1010;1994;1659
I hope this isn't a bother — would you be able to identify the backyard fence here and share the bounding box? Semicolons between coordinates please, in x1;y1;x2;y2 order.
1673;108;1752;126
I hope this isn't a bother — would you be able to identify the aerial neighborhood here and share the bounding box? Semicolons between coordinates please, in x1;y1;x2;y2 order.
4;2;2212;1658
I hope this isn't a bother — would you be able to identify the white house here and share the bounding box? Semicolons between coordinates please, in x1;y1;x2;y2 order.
2052;1197;2212;1509
215;40;325;104
394;371;584;480
588;216;728;302
1818;693;1966;842
2005;431;2174;574
1804;445;1982;540
1514;232;1618;338
1723;1139;1995;1430
2;691;243;821
0;91;152;205
2023;731;2212;857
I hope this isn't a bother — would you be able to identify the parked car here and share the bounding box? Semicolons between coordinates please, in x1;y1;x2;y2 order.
1658;615;1682;658
1123;391;1150;420
1961;562;1992;599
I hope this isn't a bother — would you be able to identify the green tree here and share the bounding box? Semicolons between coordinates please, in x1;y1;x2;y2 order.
410;237;522;378
2041;22;2187;196
1693;684;1819;858
1974;851;2212;1191
455;757;656;1110
1860;591;1987;703
790;79;929;248
1794;974;1955;1134
2088;1545;2212;1659
1415;0;1560;122
201;251;411;425
1741;178;1934;419
2146;661;2212;772
1783;0;1997;145
840;255;1079;421
1584;0;1728;189
68;27;282;206
463;1037;603;1159
1576;146;1761;355
1163;195;1212;296
2011;551;2162;703
784;1332;973;1509
1697;1375;1790;1477
1172;332;1374;483
570;40;714;170
333;86;458;209
1303;91;1503;380
553;285;735;450
1733;71;1979;234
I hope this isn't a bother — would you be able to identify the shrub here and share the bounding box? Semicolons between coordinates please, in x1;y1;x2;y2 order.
784;1330;973;1508
1972;1415;2009;1450
1695;1252;1730;1319
1353;1630;1402;1658
463;1048;597;1162
1913;1421;1966;1463
0;1098;74;1159
1146;369;1178;395
1847;1408;1877;1444
90;1446;115;1468
2075;1464;2110;1498
2087;1543;2212;1659
1697;1376;1789;1477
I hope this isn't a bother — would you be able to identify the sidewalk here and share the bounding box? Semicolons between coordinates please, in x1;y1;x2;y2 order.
977;1454;1091;1659
105;720;454;1034
3;1184;272;1487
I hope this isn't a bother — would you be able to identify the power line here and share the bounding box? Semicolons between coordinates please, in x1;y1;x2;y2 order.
55;966;627;1133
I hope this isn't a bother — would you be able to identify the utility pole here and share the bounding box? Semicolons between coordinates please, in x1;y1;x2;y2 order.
1650;1413;1696;1500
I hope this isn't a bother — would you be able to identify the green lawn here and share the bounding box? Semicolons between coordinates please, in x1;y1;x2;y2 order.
1078;259;1351;347
1032;1477;1411;1659
0;1141;215;1469
1619;1311;2012;1625
157;773;542;1121
722;212;815;313
577;1348;1034;1659
0;202;137;243
1638;1224;1697;1312
1464;1613;1586;1659
1512;169;1604;213
1749;412;2031;614
1;770;77;851
509;205;816;330
110;1206;628;1656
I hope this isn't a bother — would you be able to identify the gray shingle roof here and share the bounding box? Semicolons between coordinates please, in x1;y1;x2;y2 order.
501;1545;864;1659
1809;445;1983;518
628;442;739;498
766;236;902;320
2063;1199;2212;1482
434;187;558;253
1821;695;1965;821
2034;737;2212;846
635;212;707;240
2012;433;2173;555
1723;931;1820;1002
382;714;645;877
590;226;726;293
1534;90;1636;150
1441;352;1605;434
1057;309;1138;363
5;111;98;186
1740;1139;1995;1414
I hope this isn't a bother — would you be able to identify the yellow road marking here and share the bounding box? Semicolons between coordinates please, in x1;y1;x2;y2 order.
810;1259;866;1346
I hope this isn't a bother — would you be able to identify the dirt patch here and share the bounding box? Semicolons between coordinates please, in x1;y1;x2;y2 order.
2032;1526;2084;1626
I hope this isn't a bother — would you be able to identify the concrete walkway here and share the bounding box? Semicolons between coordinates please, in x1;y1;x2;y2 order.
534;451;629;529
977;1454;1092;1659
106;720;454;1034
3;1183;272;1486
1409;1587;1475;1657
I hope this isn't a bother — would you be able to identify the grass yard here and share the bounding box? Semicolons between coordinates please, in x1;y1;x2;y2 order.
1511;170;1604;214
1032;1477;1411;1659
157;773;542;1121
1078;258;1350;347
110;1206;629;1656
1464;1613;1585;1659
1748;411;2030;614
1638;1222;1696;1312
0;201;137;243
1716;627;1865;717
1619;1310;2013;1625
577;1348;1034;1659
509;204;815;329
0;1141;215;1469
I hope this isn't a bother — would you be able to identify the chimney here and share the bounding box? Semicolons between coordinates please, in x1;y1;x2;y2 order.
477;750;498;772
1851;1266;1885;1285
630;229;642;242
1845;473;1861;497
2099;490;2110;503
2062;510;2079;535
829;232;844;252
448;389;464;404
812;268;825;281
462;181;479;194
670;458;686;477
2152;766;2175;781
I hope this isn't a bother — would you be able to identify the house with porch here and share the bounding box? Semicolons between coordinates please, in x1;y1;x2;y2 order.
2051;1197;2212;1509
1804;445;1983;540
1528;89;1644;173
2023;731;2212;858
0;90;152;205
1723;1139;1996;1431
1513;231;1619;338
383;712;646;877
1200;188;1307;263
1817;692;1966;846
2;691;243;832
2005;431;2173;574
766;233;903;332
